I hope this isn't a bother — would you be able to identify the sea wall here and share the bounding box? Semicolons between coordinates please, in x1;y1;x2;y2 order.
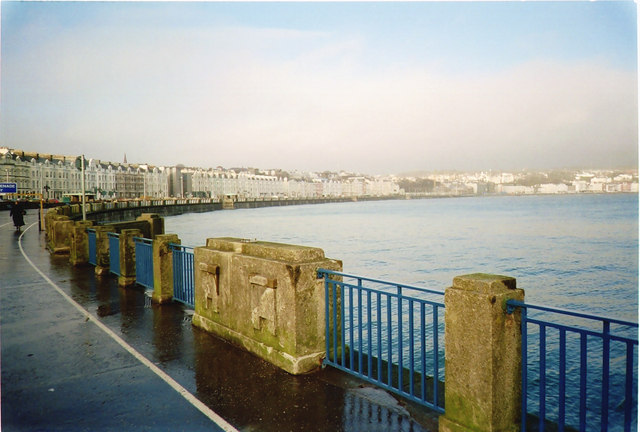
60;196;403;223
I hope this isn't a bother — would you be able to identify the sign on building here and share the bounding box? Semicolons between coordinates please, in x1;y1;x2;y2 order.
0;183;18;194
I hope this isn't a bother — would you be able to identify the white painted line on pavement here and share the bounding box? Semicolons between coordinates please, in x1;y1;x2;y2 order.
18;222;239;432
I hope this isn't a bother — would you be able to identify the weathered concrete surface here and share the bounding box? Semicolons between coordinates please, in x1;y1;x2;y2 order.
93;226;113;276
137;213;164;238
222;197;235;209
2;216;438;432
153;234;180;304
47;215;74;255
192;237;342;375
44;207;61;238
48;213;164;274
102;219;157;239
69;220;94;266
118;228;142;287
439;274;524;432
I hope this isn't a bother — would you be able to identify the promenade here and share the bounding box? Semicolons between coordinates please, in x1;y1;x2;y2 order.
1;213;438;432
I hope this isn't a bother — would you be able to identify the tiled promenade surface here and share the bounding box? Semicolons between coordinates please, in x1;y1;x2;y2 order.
1;213;438;432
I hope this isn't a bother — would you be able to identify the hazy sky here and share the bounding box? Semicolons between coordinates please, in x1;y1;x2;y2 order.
1;1;637;175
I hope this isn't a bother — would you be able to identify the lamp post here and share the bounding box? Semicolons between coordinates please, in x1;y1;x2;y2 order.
80;155;86;221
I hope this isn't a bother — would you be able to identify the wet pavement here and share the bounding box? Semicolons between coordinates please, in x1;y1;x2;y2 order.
1;213;439;431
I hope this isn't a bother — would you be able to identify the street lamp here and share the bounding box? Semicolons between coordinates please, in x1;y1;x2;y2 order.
79;155;86;221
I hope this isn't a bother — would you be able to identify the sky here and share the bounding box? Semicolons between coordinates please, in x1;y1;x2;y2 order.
0;1;637;175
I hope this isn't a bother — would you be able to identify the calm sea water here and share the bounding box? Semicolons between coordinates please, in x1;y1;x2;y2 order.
166;193;638;430
167;193;638;319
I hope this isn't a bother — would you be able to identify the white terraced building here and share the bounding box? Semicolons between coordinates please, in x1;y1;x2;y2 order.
1;147;401;201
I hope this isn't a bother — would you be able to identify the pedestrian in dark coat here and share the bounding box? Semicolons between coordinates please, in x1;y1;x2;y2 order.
9;201;25;231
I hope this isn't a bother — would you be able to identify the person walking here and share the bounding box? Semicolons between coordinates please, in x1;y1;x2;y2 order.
9;201;25;231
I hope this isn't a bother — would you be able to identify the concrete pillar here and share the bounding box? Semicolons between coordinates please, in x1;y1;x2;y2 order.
48;215;74;254
44;208;62;238
118;229;142;287
94;226;113;276
152;234;180;304
192;237;342;375
439;274;524;432
69;220;93;266
45;212;60;248
222;197;234;209
136;213;164;239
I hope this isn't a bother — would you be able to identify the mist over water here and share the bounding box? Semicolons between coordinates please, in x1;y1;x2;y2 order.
166;193;638;319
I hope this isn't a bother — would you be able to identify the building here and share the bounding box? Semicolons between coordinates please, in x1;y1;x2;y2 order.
1;149;83;199
1;147;403;201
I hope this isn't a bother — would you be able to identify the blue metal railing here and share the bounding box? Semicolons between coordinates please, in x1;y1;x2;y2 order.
317;269;445;413
87;228;97;265
506;300;638;432
108;232;120;275
134;237;154;289
170;244;194;307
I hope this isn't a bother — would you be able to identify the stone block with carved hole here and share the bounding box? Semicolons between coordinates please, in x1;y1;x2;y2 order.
249;274;277;335
193;237;342;375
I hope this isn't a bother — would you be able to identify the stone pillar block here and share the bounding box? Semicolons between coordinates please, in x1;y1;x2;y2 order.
439;273;524;432
44;208;62;238
94;226;114;276
45;212;60;247
152;234;180;304
222;197;235;209
136;213;164;238
118;229;142;287
69;221;93;266
48;215;74;254
192;237;342;375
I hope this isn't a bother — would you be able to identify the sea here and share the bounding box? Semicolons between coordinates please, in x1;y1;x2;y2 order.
166;193;638;318
165;193;638;430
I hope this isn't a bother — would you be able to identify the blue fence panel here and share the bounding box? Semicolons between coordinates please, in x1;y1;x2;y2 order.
134;237;154;289
87;228;97;266
108;232;120;275
171;244;194;307
506;300;638;432
318;269;445;413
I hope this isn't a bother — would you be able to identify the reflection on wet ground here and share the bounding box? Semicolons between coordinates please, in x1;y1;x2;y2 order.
4;224;439;431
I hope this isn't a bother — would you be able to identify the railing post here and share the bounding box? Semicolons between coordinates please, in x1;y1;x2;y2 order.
152;234;180;304
136;213;164;238
118;229;142;287
69;220;93;266
439;273;524;432
94;226;113;276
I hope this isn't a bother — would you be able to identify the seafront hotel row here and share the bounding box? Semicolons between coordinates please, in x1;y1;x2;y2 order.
0;148;400;200
1;147;637;201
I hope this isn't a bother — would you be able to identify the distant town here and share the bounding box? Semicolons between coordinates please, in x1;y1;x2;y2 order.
1;147;637;202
